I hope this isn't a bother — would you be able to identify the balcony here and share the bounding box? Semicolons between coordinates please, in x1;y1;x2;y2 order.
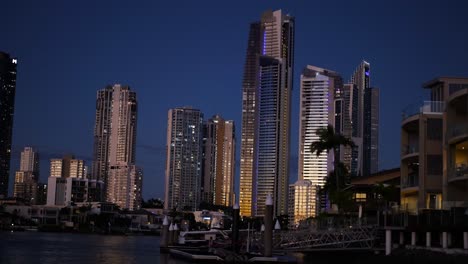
448;165;468;183
402;174;419;188
448;83;468;102
447;124;468;144
402;174;419;193
402;101;445;121
401;144;419;160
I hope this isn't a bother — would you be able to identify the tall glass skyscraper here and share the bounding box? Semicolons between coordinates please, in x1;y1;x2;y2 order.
364;87;380;174
239;10;294;217
0;52;17;198
350;61;379;176
164;107;203;211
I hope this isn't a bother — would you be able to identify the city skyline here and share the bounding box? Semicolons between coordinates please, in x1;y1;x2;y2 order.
2;1;468;200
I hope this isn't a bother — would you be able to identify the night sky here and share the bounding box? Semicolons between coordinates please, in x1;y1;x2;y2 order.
2;0;468;200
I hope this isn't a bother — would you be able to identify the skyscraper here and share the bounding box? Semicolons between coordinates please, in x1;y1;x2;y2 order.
239;9;295;217
364;87;380;174
20;147;40;174
202;115;236;207
92;84;139;209
298;65;342;217
13;147;40;203
164;107;203;211
0;52;18;197
335;84;356;178
239;22;262;217
93;85;137;180
350;61;379;176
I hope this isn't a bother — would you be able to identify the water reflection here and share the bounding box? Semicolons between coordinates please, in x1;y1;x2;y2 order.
0;232;187;264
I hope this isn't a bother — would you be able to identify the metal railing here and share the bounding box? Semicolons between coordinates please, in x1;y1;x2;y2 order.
402;174;419;188
402;101;445;120
401;145;419;156
448;165;468;180
447;124;468;140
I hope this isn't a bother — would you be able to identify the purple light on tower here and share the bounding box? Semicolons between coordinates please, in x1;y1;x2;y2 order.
365;71;369;76
262;30;266;55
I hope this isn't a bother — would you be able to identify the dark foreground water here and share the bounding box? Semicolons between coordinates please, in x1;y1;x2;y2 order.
0;231;185;264
1;231;468;264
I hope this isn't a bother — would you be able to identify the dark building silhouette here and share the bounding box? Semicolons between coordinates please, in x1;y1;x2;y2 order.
0;52;18;197
364;87;380;175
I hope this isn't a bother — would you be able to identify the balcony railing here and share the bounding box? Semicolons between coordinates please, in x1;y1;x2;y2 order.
448;83;468;96
402;101;445;120
402;174;419;188
447;124;468;141
448;165;468;181
401;144;419;156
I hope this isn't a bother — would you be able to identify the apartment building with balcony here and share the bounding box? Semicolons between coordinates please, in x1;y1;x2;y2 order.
401;77;468;213
438;78;468;209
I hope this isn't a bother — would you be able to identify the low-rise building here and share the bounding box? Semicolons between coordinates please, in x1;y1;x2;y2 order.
47;177;104;206
3;205;61;225
288;180;315;229
347;168;400;212
401;77;468;213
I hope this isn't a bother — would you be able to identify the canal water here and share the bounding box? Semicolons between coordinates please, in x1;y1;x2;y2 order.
1;231;467;264
0;231;185;264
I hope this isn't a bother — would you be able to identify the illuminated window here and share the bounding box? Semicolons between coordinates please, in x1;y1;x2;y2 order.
354;193;367;202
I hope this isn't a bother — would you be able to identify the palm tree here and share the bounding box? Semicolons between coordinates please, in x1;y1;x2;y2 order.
310;125;355;192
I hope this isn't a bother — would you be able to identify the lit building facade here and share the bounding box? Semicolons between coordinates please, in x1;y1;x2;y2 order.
13;171;37;203
92;85;137;179
107;164;142;210
298;65;341;217
164;107;203;211
202;115;236;207
239;21;261;217
0;52;18;197
49;155;85;178
20;147;40;173
92;84;140;210
239;9;295;217
46;155;104;206
13;147;40;203
288;180;314;228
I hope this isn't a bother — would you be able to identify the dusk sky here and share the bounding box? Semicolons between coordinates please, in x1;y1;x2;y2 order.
2;0;468;199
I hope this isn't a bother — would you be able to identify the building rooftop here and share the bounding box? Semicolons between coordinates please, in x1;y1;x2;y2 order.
350;167;400;186
423;77;468;89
